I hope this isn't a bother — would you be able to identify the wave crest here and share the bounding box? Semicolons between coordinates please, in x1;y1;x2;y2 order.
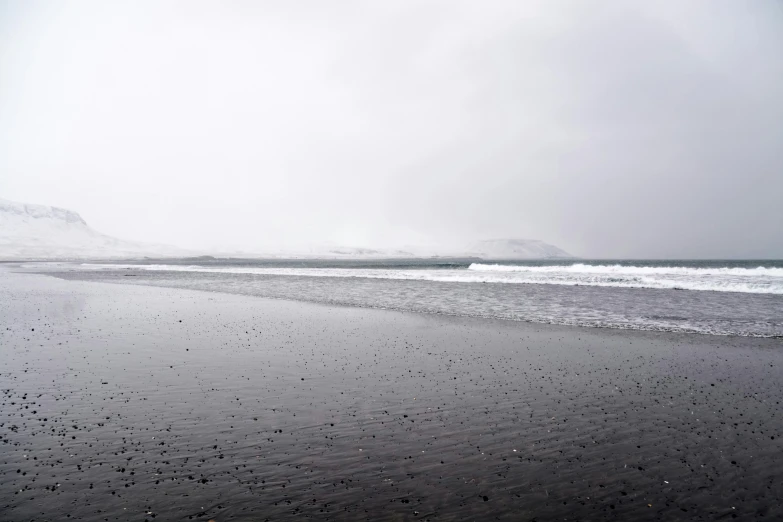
469;263;783;277
467;263;783;294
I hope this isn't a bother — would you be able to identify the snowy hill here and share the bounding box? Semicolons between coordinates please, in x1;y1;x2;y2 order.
0;198;573;261
0;198;187;260
466;239;572;259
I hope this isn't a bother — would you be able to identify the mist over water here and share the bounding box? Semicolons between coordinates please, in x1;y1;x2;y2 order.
35;259;783;337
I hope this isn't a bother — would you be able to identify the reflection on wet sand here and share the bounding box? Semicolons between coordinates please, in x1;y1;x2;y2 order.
1;270;782;521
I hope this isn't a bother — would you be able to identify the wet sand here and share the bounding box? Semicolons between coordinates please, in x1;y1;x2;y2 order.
1;268;782;521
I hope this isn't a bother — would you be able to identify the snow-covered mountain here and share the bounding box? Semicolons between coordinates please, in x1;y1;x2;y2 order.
0;198;573;261
465;239;573;259
301;246;416;258
0;198;188;260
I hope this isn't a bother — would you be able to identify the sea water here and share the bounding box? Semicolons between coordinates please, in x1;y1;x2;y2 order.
34;258;783;337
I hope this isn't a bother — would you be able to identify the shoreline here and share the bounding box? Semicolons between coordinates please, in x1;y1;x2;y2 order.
18;263;783;340
2;269;782;521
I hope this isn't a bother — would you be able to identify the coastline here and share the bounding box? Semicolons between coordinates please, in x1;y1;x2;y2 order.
1;268;782;521
27;261;783;338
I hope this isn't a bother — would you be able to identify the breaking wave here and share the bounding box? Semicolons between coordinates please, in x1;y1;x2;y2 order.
466;263;783;294
469;263;783;277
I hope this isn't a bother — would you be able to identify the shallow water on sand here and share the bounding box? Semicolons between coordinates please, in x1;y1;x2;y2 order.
1;271;783;521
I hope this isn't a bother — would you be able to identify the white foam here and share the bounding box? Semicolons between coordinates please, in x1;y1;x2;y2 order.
468;263;783;277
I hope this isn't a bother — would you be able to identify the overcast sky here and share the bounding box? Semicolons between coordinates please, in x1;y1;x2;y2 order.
1;0;782;258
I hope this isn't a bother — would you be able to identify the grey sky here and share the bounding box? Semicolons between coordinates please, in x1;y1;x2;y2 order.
1;0;782;258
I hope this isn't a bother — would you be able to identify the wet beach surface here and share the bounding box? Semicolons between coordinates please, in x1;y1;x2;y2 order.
1;269;782;521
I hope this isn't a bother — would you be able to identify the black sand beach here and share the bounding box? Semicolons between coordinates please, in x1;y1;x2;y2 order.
1;268;782;521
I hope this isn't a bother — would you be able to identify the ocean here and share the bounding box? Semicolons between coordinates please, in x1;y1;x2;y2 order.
33;258;783;337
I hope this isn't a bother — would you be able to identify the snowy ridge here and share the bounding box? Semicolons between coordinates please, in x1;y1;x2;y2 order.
0;199;87;225
0;197;187;260
466;239;572;259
